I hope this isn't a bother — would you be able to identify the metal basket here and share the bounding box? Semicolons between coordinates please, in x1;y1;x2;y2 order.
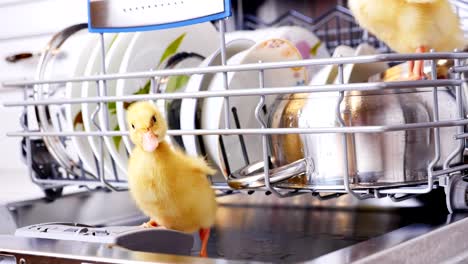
3;2;468;212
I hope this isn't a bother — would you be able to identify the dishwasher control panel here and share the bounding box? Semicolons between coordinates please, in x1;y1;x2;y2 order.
88;0;231;33
15;222;194;255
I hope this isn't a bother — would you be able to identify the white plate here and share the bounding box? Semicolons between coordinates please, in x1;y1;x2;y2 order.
115;22;220;153
38;29;99;178
160;53;206;149
81;33;123;179
64;33;102;177
97;33;135;177
226;26;330;80
180;38;255;157
202;38;307;176
345;43;388;83
313;44;388;85
309;45;356;86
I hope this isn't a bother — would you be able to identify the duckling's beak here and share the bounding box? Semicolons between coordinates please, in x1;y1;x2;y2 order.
142;131;159;152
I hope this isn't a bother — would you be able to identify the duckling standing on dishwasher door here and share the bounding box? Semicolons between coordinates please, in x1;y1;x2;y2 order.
349;0;465;80
126;101;217;257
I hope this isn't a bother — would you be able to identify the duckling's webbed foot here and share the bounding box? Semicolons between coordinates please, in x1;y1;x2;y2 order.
141;219;159;228
407;46;427;80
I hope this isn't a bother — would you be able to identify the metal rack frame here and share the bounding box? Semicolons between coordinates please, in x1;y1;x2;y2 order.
3;2;468;210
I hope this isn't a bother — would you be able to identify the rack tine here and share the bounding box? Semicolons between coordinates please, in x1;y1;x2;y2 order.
219;19;230;130
96;33;121;191
424;50;441;194
389;193;420;203
443;49;465;170
22;87;37;186
312;192;345;201
150;73;158;95
219;136;231;177
91;81;103;132
336;62;373;200
257;66;286;198
232;107;250;165
111;159;119;182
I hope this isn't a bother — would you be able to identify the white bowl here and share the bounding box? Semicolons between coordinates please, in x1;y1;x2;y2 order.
201;38;308;177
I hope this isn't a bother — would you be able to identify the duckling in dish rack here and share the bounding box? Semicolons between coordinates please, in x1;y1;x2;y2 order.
126;101;217;257
349;0;465;80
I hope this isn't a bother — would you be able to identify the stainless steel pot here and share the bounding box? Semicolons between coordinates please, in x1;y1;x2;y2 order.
268;87;463;187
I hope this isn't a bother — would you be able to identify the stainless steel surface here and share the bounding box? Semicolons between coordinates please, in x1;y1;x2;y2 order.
15;223;194;256
214;192;453;263
3;191;146;230
327;214;468;264
0;235;231;264
1;189;460;263
269;92;346;186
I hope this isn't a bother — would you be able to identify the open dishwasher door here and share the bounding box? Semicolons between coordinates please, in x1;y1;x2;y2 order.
1;189;466;263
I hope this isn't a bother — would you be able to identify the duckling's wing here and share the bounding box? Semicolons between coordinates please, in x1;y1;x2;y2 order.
172;146;217;176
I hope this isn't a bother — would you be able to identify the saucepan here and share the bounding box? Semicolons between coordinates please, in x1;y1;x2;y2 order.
228;45;464;189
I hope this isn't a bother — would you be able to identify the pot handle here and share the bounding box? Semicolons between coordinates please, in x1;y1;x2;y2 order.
228;158;307;190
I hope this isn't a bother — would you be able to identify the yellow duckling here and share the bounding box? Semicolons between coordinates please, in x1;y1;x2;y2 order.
127;101;217;257
349;0;465;80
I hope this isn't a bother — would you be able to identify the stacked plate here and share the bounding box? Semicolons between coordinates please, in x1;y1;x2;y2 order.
35;24;329;182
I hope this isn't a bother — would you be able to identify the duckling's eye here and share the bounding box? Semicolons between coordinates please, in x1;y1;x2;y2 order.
152;116;157;124
131;124;135;129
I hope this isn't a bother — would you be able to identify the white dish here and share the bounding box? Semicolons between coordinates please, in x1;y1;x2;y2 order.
115;22;220;153
180;38;255;157
310;44;387;85
344;43;388;83
202;38;307;176
309;45;356;86
97;33;136;177
226;26;330;80
81;33;123;179
159;53;206;149
64;33;102;177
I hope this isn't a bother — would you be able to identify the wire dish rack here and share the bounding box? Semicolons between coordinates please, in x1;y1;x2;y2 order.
3;1;468;212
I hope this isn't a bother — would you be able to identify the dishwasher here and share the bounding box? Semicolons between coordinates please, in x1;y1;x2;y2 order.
2;0;468;263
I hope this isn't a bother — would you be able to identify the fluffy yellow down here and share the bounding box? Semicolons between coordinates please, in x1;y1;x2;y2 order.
127;101;217;233
349;0;465;53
